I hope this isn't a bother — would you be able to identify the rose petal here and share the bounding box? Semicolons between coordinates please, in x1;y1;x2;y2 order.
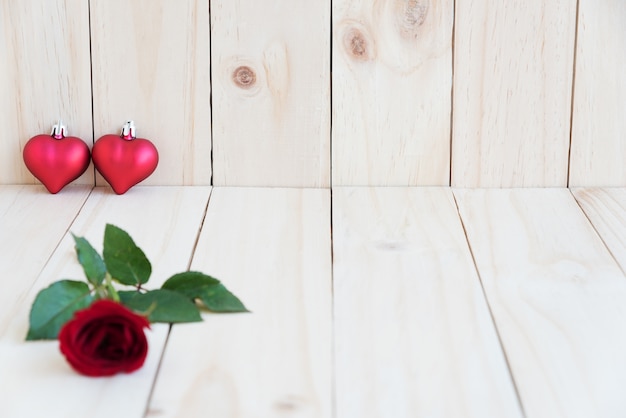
59;300;150;376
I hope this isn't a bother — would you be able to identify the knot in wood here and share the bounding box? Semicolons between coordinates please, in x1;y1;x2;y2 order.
232;66;257;89
405;0;428;28
343;28;372;61
398;0;429;39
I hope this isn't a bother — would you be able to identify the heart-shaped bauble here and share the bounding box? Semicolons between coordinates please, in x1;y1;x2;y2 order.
23;134;91;194
92;134;159;194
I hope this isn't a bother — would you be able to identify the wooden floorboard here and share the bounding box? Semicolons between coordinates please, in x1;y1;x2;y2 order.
572;188;626;273
0;186;211;418
148;188;333;417
332;187;522;418
0;185;91;338
2;186;626;417
454;188;626;418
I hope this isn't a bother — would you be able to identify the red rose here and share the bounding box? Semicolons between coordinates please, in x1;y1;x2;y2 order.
59;300;150;376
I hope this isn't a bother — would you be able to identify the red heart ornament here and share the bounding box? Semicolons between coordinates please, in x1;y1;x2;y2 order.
92;123;158;195
23;128;91;194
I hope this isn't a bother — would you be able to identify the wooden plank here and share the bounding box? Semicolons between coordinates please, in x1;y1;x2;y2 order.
90;0;211;186
332;187;522;417
148;188;332;417
454;189;626;417
0;186;211;418
0;185;91;336
0;0;93;185
211;1;330;187
572;188;626;272
569;1;626;186
452;1;577;187
332;1;453;186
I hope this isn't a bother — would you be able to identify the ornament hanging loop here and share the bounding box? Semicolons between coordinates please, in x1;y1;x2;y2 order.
51;120;66;139
121;120;136;140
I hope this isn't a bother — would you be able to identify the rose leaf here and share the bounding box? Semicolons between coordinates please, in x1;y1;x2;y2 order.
72;233;106;286
26;280;94;340
119;289;202;323
103;224;151;286
162;271;249;313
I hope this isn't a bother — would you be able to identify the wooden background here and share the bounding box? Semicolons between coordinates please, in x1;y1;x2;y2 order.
2;2;626;417
1;0;624;188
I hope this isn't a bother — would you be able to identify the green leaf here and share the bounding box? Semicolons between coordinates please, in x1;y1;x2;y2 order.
162;271;249;313
119;289;202;323
72;233;106;286
26;280;93;340
103;224;151;286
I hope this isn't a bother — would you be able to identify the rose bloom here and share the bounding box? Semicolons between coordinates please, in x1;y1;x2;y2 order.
59;299;150;376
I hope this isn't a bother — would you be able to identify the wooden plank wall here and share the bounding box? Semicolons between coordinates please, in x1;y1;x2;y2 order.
0;0;624;187
90;0;212;186
211;0;331;187
0;0;93;186
451;1;576;187
332;0;453;186
569;0;626;186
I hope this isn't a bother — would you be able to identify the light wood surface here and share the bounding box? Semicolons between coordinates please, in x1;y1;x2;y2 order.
148;188;332;417
332;0;453;186
572;188;626;272
0;187;211;418
0;0;93;185
90;0;211;187
1;186;626;416
452;0;577;187
2;1;625;190
0;185;91;336
332;187;522;417
569;1;626;186
454;189;626;417
4;1;625;189
211;0;330;187
2;0;626;415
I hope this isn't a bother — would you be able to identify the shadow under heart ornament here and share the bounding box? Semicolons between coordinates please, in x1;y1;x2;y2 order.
23;121;91;194
92;121;159;194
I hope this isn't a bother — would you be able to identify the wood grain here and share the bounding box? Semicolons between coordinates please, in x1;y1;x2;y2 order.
569;1;626;186
572;188;626;272
211;0;330;187
0;186;211;418
0;0;93;185
452;0;577;187
90;0;211;187
0;185;91;337
332;0;453;186
148;188;332;417
333;187;522;417
454;189;626;417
